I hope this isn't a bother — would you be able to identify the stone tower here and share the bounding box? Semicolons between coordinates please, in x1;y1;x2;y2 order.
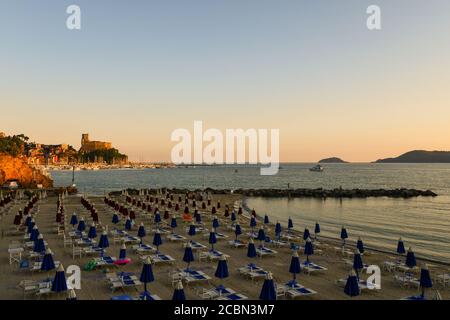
81;134;89;147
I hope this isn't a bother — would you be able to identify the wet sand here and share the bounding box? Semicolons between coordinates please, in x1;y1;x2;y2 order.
0;193;448;300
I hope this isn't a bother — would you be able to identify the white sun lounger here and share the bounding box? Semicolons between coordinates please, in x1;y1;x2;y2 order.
256;246;278;257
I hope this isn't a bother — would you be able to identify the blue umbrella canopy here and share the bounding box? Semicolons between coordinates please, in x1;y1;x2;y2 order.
303;227;310;241
234;223;242;239
264;215;270;225
172;280;186;301
125;217;132;230
140;257;155;293
51;264;68;293
27;218;35;234
231;211;236;222
138;223;146;238
153;230;162;251
247;238;257;258
30;225;39;241
275;222;282;239
112;213;119;225
183;242;195;269
397;237;406;254
77;218;86;232
289;251;301;282
212;216;220;229
250;216;257;229
41;249;56;272
259;272;276;300
340;226;348;239
34;234;46;253
195;212;202;224
304;238;314;261
170;217;177;229
98;231;110;249
70;213;78;226
209;231;217;250
119;243;127;260
356;237;364;254
188;223;196;236
25;215;32;227
257;227;266;243
88;223;97;239
344;270;360;297
215;255;229;280
419;264;433;289
353;249;364;276
154;212;161;224
405;247;417;268
314;222;321;235
288;217;294;230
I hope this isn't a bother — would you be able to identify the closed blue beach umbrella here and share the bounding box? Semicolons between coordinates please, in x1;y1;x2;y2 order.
154;212;161;224
419;264;432;297
27;219;36;234
275;222;282;240
288;217;294;231
183;242;194;269
259;272;276;300
88;223;97;239
25;215;32;228
195;212;202;224
138;223;146;243
34;234;46;253
344;270;360;297
247;238;257;258
289;251;301;284
314;222;321;238
41;249;56;272
125;217;132;231
250;216;257;232
353;249;364;279
170;217;177;231
119;243;127;260
303;227;310;241
77;218;86;232
30;225;39;241
257;227;266;246
397;237;406;255
140;257;155;294
98;231;109;256
209;231;217;251
188;223;196;237
215;255;229;283
304;238;314;262
231;211;236;223
341;226;348;247
51;264;68;293
112;213;119;225
172;281;186;301
264;214;270;225
356;237;364;254
212;216;220;229
70;213;78;227
153;230;162;252
234;223;242;240
405;247;417;268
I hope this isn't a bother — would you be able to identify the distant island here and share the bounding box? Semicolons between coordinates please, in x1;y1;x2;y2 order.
318;157;348;163
375;150;450;163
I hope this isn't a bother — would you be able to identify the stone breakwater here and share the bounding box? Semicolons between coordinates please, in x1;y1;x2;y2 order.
111;187;437;199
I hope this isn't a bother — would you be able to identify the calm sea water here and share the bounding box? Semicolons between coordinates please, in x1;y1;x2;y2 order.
51;164;450;263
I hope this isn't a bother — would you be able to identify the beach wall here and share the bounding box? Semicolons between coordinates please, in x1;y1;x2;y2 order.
0;153;53;188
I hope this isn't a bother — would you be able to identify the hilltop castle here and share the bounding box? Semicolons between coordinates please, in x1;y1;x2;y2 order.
79;134;112;153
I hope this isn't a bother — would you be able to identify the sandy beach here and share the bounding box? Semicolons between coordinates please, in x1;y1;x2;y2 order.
1;192;448;300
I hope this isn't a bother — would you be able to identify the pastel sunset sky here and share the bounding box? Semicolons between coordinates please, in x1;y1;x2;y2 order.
1;1;450;162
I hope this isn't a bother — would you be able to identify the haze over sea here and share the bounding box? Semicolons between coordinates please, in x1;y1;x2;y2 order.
51;163;450;263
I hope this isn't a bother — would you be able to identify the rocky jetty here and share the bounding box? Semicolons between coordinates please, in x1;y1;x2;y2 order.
112;187;437;199
0;154;53;188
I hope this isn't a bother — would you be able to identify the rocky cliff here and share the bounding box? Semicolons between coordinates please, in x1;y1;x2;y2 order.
0;153;53;188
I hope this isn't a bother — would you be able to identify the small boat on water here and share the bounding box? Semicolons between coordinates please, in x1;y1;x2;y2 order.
309;165;324;172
